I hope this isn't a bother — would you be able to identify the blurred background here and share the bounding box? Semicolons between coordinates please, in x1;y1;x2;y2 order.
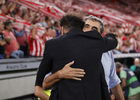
0;0;140;100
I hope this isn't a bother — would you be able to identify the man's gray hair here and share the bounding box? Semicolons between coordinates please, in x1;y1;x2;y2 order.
84;15;104;34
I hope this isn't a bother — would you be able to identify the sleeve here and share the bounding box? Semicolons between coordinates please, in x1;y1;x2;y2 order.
103;33;118;52
35;42;53;87
120;70;127;79
43;72;52;81
109;51;121;89
14;30;25;37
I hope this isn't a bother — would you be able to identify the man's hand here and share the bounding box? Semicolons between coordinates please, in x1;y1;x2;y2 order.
43;61;86;90
58;61;85;81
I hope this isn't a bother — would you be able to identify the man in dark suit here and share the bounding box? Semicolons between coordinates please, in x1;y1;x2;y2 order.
35;12;117;100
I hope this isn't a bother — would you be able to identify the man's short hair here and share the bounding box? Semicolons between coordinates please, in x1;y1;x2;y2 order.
84;15;104;34
60;12;84;31
115;62;122;69
4;20;12;29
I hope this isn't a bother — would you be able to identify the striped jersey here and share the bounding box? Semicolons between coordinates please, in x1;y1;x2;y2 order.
28;34;44;56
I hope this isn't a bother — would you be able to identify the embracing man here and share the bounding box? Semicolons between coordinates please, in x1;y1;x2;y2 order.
35;12;118;100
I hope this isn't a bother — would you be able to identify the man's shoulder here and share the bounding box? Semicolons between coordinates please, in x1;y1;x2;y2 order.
130;65;135;68
130;65;136;71
45;34;66;45
84;30;103;39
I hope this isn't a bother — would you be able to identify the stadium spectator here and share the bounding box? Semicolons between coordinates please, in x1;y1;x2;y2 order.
120;33;136;53
54;21;61;36
14;25;28;56
21;12;29;22
40;16;49;28
2;20;24;58
130;58;140;82
0;21;5;59
130;58;140;72
28;25;44;57
1;4;8;15
51;28;57;38
116;62;140;100
46;17;53;28
31;8;41;24
42;27;53;43
15;8;23;20
0;0;18;16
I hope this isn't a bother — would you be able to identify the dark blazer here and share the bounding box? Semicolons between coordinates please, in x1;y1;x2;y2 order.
36;29;117;100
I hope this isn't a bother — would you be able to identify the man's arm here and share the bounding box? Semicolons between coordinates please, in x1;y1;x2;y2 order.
121;78;126;89
120;70;127;89
35;41;53;87
9;0;18;13
107;51;124;100
34;41;53;100
35;61;85;100
103;33;118;52
31;26;37;40
43;71;61;90
34;86;49;100
111;84;124;100
43;61;85;90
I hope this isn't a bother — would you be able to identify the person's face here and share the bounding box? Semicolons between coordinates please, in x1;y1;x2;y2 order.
116;67;122;73
0;21;4;31
47;28;53;35
134;59;140;67
7;23;13;31
83;19;101;34
52;29;57;38
47;20;53;28
19;10;23;17
23;13;29;21
1;5;7;14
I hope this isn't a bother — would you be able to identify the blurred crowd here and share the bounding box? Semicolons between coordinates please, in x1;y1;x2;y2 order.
103;23;140;54
115;58;140;100
95;0;140;16
0;0;61;59
0;0;140;59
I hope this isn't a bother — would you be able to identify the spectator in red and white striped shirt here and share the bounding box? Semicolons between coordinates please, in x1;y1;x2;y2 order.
120;33;136;53
15;8;23;20
42;27;54;43
28;25;44;57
